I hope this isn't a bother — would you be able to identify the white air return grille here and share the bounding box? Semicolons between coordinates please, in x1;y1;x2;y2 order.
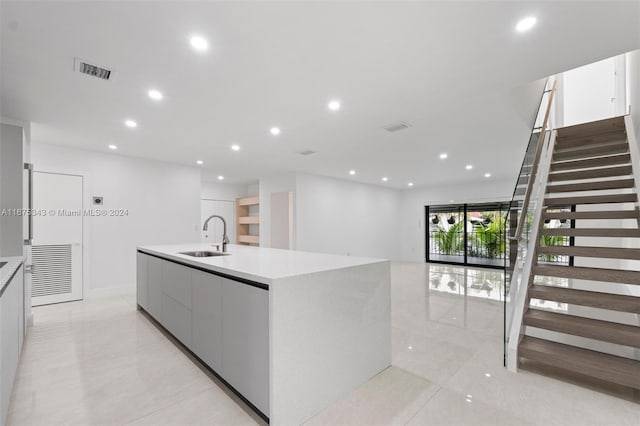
383;121;412;132
75;58;112;80
32;244;73;297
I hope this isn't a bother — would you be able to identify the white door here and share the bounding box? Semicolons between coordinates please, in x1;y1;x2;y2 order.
201;200;235;245
31;172;83;306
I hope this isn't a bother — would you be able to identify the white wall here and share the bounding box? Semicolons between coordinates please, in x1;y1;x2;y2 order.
561;56;625;127
31;143;201;294
201;181;248;201
259;173;297;248
629;50;640;151
295;173;401;260
399;178;513;262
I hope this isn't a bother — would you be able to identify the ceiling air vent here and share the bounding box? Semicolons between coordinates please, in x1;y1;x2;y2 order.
297;149;317;156
75;58;113;80
383;121;412;132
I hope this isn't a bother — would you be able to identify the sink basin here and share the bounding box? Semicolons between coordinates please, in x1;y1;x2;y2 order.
0;262;6;269
180;251;229;258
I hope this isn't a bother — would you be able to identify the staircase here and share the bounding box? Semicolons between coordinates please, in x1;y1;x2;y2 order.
515;116;640;391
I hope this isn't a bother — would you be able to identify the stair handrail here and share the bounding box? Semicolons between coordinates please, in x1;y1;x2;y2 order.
506;129;557;371
511;79;557;241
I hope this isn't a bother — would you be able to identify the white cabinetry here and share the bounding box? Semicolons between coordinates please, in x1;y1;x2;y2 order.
222;278;269;415
191;270;223;371
136;252;270;418
147;256;162;320
0;266;24;426
161;261;193;349
136;252;148;309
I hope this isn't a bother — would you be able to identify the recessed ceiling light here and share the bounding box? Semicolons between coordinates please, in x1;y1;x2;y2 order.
516;16;537;32
108;144;117;150
382;177;388;182
328;100;341;111
270;126;281;136
124;119;137;128
196;160;204;165
439;153;448;160
190;35;209;51
484;173;491;178
465;164;473;170
217;175;224;180
408;182;414;187
231;144;240;151
349;170;356;176
148;89;163;101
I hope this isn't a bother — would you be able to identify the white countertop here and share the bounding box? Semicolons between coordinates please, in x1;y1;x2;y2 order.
0;256;24;294
137;244;387;285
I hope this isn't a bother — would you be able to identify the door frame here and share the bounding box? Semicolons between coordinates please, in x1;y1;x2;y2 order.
33;167;91;302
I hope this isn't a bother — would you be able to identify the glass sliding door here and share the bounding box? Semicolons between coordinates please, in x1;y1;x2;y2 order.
426;202;509;269
426;205;465;265
465;203;508;268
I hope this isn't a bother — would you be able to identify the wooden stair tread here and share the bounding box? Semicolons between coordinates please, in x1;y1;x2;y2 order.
529;285;640;313
539;228;640;237
543;209;639;220
533;264;640;285
524;309;640;348
545;179;635;193
537;245;640;260
555;132;627;150
555;117;626;144
553;142;629;161
518;336;640;389
550;154;631;172
548;165;633;182
544;193;637;206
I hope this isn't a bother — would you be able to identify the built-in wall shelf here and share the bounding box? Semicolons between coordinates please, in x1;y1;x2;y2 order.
238;196;260;206
238;216;260;225
238;235;260;244
236;197;260;246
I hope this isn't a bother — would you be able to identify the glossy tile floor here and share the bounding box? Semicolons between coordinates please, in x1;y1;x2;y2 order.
8;263;640;425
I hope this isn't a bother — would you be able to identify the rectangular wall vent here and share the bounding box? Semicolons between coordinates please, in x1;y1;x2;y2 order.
383;121;412;132
75;58;112;80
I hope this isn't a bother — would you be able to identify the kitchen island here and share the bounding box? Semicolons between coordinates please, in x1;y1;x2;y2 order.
136;244;390;425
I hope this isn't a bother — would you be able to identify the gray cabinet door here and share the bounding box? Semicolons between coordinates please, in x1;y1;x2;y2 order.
191;270;223;371
222;279;269;416
147;256;163;320
161;294;192;349
136;253;148;309
161;261;192;309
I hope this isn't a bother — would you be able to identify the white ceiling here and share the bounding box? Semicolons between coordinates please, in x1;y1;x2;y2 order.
2;1;639;187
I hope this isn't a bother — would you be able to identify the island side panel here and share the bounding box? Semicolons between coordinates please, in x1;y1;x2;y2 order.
269;260;391;425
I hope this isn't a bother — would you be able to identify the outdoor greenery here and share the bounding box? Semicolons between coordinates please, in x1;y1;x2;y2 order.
433;221;465;255
538;232;569;262
469;215;506;258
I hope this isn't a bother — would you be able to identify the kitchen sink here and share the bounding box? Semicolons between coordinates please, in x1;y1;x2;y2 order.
180;251;230;258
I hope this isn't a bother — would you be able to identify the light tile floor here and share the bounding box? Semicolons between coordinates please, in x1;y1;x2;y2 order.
8;263;640;425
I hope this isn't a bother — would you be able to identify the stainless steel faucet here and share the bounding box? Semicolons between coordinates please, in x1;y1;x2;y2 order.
203;215;230;252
